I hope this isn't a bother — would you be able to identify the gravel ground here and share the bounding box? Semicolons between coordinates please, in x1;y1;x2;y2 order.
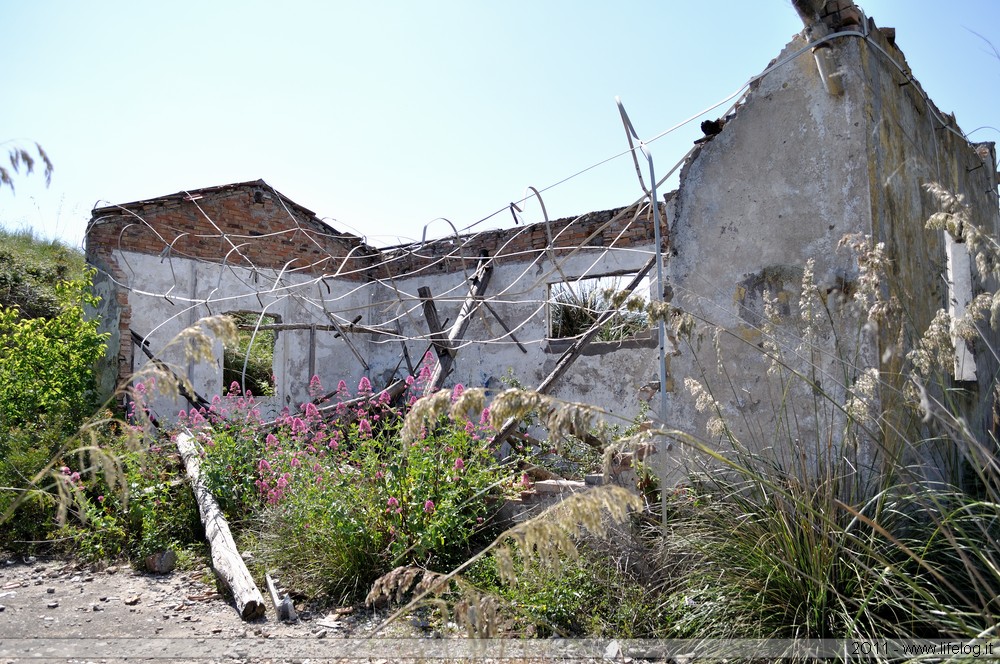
0;555;627;664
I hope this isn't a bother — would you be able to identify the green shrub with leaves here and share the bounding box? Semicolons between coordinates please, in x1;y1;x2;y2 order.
56;421;203;563
0;266;109;547
0;269;108;430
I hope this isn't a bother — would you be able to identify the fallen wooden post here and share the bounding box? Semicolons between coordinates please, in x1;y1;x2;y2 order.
175;432;266;620
265;572;297;622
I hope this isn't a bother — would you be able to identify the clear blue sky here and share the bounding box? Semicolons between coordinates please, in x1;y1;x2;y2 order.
2;1;999;249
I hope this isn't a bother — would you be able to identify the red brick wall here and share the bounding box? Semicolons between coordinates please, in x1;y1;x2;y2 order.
86;185;374;279
372;200;670;278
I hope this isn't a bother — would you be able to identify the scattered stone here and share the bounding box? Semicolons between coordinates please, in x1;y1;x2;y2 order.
0;605;5;612
316;629;328;639
145;550;178;574
124;595;141;606
46;601;59;609
46;587;55;594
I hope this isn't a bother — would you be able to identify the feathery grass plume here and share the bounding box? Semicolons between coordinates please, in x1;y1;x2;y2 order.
906;309;954;378
490;388;603;442
844;367;880;425
926;182;1000;329
401;388;452;443
495;486;642;585
1;141;53;193
365;565;448;606
453;592;501;638
449;387;486;423
684;377;730;441
838;233;897;325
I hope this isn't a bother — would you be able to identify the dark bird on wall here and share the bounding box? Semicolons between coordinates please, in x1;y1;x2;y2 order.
701;118;725;137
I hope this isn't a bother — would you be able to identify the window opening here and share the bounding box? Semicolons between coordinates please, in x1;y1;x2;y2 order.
548;274;651;341
224;311;279;396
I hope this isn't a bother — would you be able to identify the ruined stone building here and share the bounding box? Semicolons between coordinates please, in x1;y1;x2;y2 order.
87;2;999;482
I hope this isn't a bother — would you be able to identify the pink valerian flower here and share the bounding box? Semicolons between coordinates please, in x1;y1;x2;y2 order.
451;384;465;402
479;408;491;426
386;496;401;514
336;380;349;398
358;376;372;395
290;456;301;469
464;420;475;434
258;459;272;473
358;418;372;437
309;374;324;398
291;417;307;434
265;433;278;448
424;500;435;514
405;375;415;387
229;381;242;395
454;457;465;471
304;402;320;420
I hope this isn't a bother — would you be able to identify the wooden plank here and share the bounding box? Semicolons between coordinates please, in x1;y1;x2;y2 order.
176;432;266;620
235;320;391;336
425;256;494;390
323;311;370;372
482;300;529;354
418;286;452;360
487;254;658;446
130;329;210;410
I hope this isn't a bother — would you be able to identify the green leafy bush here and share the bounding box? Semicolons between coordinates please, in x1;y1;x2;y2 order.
0;270;108;430
0;267;108;546
55;418;203;563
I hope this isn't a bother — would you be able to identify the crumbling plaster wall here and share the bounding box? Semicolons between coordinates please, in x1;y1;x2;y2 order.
860;25;1000;472
365;242;664;423
661;24;1000;479
116;249;372;421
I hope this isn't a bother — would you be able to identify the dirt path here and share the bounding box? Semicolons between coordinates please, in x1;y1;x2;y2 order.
0;554;423;663
0;556;618;663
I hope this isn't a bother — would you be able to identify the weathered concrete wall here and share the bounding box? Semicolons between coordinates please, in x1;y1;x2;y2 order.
366;237;663;423
88;192;668;427
111;250;372;421
661;22;1000;482
664;30;873;472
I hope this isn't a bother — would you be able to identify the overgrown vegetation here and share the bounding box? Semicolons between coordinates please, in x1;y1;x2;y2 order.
549;274;650;342
2;181;1000;654
223;311;278;397
188;370;508;602
0;231;111;547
